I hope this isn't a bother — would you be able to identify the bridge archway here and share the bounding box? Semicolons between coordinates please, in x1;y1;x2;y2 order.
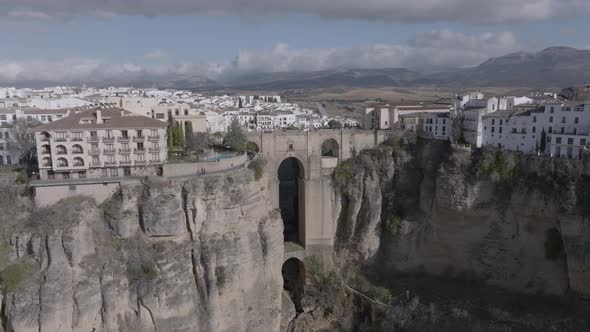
321;138;340;158
282;258;305;313
278;157;305;245
246;141;260;153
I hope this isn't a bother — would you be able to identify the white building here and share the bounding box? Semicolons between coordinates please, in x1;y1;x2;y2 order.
29;97;94;110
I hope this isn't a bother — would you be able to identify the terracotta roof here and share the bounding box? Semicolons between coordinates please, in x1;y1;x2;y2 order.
33;108;166;132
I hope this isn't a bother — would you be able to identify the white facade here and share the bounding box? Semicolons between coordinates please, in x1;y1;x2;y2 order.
29;97;93;110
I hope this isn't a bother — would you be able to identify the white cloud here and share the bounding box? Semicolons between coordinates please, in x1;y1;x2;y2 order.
1;0;589;23
0;30;522;84
144;50;168;59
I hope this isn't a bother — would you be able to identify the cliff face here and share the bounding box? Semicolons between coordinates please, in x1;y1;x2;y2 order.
336;140;590;297
0;168;284;332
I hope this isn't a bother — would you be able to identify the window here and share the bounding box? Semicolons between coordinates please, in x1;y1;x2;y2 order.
62;173;70;179
136;130;143;138
549;116;553;123
175;110;180;116
491;127;495;133
150;129;157;137
184;110;188;116
156;113;165;119
90;131;98;138
106;130;113;138
492;119;495;125
72;132;83;141
57;158;68;167
151;142;159;149
548;127;552;133
0;143;3;150
56;145;67;154
137;153;145;161
532;126;536;133
533;116;537;123
73;157;84;166
106;144;114;152
41;115;47;121
102;169;108;177
122;154;130;162
581;139;587;146
151;153;160;162
561;127;565;134
72;145;83;154
137;142;144;151
78;172;86;179
92;156;99;165
575;117;579;124
107;155;115;163
124;168;131;176
556;137;562;144
499;127;502;133
568;138;574;145
550;107;554;113
0;115;5;120
122;143;129;151
500;119;503;125
561;117;566;124
110;168;118;177
121;130;128;138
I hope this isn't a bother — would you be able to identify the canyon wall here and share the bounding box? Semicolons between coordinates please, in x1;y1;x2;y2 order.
0;168;284;332
335;139;590;297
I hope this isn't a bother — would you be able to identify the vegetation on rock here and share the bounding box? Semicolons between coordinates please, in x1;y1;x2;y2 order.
248;158;267;180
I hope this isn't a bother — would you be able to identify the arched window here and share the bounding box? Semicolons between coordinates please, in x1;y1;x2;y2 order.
56;145;67;155
72;144;83;154
41;132;51;140
41;144;51;154
41;157;52;167
57;158;68;167
73;157;84;167
288;143;294;151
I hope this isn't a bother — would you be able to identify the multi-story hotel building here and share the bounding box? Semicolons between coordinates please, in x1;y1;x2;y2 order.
34;108;167;180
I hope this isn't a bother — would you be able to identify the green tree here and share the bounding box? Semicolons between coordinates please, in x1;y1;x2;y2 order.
223;118;246;152
6;118;41;174
178;122;185;147
540;129;547;153
185;122;195;151
327;119;342;129
452;114;463;144
167;116;175;150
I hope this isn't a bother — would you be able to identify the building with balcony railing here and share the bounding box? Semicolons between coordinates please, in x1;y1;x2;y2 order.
481;101;590;158
34;108;167;180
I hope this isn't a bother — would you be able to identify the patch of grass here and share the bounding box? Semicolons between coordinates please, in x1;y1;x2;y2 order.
248;158;267;181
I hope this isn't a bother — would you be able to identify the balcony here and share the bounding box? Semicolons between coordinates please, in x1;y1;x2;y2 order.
134;148;146;154
104;161;117;166
90;162;101;167
133;137;145;143
118;136;130;143
89;149;100;156
40;149;51;155
87;136;99;143
55;137;68;142
135;160;147;165
103;149;116;155
102;137;115;143
149;160;162;165
148;147;160;153
148;136;160;141
120;160;132;166
119;148;131;154
71;137;83;142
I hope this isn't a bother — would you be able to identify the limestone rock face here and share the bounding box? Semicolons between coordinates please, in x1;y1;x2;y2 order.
337;142;590;296
0;169;284;332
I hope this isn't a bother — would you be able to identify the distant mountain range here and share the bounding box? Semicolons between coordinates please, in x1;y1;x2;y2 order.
4;47;590;90
212;46;590;91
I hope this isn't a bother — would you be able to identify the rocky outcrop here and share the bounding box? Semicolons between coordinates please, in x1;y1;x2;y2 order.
0;169;284;332
335;140;590;297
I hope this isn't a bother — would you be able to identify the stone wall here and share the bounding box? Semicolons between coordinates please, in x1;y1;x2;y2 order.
163;153;247;177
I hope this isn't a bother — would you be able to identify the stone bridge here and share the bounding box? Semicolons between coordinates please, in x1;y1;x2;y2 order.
246;129;389;257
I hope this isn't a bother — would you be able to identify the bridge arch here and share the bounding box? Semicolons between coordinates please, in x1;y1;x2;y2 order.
282;257;305;313
246;141;260;153
278;156;306;245
321;138;340;158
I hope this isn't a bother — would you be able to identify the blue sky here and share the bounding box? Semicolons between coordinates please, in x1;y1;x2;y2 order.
0;0;589;83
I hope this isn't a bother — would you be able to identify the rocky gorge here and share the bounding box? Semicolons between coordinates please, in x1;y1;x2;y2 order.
1;138;590;331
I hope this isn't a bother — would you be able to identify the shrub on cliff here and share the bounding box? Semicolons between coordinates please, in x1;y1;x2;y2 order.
0;261;31;292
248;158;267;180
384;216;401;236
